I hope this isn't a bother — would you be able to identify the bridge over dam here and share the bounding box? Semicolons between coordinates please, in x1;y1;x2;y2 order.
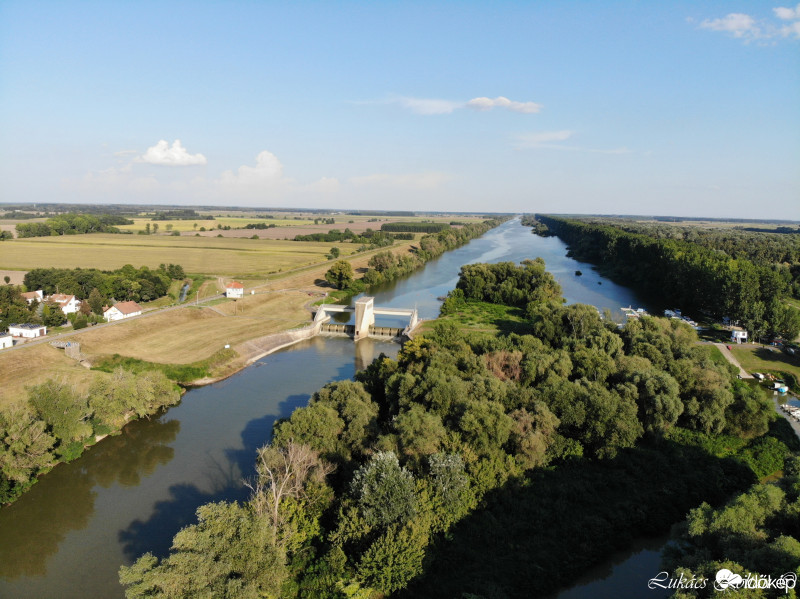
314;296;420;341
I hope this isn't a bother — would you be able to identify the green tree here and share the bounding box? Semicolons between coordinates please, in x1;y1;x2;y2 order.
329;246;340;259
28;379;92;443
88;287;104;315
119;501;287;599
42;302;66;327
350;451;418;529
0;405;56;484
324;260;354;290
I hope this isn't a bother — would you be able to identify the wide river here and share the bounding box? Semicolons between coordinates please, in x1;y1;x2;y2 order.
0;218;667;598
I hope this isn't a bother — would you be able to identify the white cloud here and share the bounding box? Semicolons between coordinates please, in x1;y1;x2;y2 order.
219;150;284;186
466;96;543;114
774;3;800;20
781;19;800;36
700;13;760;38
517;130;574;146
698;5;800;41
368;95;542;115
397;97;462;115
516;130;631;154
138;139;207;166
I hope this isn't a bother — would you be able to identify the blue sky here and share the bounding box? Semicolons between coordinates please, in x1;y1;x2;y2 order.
1;1;798;218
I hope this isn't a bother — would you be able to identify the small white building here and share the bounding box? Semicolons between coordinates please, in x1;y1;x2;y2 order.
731;329;748;343
48;293;81;314
9;323;47;338
0;332;12;349
21;290;44;305
225;281;244;298
104;300;143;321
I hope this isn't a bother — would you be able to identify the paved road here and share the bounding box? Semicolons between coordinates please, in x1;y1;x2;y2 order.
713;343;753;379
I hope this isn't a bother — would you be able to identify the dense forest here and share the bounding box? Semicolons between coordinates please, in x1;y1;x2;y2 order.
15;213;133;237
119;260;797;598
526;215;800;342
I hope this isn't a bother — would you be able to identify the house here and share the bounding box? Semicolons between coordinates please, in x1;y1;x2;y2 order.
104;301;143;321
9;323;47;338
21;290;44;305
48;293;81;314
0;331;12;349
225;281;244;298
731;329;748;343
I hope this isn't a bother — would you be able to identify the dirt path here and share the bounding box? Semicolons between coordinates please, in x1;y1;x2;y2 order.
713;343;753;379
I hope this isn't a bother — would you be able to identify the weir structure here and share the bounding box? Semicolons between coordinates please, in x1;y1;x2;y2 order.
314;296;419;341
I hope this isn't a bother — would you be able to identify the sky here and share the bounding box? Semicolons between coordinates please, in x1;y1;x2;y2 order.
0;1;798;219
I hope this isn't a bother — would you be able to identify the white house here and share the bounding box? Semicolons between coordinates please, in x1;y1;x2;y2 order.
225;281;244;298
104;300;143;321
0;332;12;349
9;323;47;338
21;290;44;305
731;329;748;343
48;293;81;314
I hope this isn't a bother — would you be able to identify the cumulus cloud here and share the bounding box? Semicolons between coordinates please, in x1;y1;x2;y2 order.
219;150;284;186
775;3;800;20
698;5;800;41
466;96;543;114
138;139;207;166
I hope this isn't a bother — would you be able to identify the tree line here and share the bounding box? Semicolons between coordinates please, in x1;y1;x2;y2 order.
380;222;450;233
120;258;794;597
324;219;506;292
528;215;800;341
15;213;133;237
23;263;185;303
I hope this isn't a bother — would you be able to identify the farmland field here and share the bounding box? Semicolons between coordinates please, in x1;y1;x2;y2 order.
0;234;359;276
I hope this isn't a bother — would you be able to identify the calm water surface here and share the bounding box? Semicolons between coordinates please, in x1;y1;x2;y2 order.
0;218;659;598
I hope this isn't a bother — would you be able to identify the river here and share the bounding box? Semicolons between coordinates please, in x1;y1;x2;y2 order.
0;218;662;598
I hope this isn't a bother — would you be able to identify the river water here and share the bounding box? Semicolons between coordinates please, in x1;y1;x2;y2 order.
0;218;663;598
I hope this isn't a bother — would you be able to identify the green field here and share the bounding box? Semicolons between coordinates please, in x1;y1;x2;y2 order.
0;234;356;276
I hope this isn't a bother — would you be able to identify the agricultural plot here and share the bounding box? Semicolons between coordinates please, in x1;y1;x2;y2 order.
0;234;356;277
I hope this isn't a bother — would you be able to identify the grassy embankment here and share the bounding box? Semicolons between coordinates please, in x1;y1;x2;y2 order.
0;234;421;409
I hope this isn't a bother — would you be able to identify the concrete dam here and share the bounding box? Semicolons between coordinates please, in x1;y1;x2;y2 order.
314;296;420;340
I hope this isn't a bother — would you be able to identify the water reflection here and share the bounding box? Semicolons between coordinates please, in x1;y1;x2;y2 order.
0;418;179;580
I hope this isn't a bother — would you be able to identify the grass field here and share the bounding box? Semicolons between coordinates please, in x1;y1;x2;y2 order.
0;344;111;410
420;301;530;336
0;234;357;276
729;345;800;388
